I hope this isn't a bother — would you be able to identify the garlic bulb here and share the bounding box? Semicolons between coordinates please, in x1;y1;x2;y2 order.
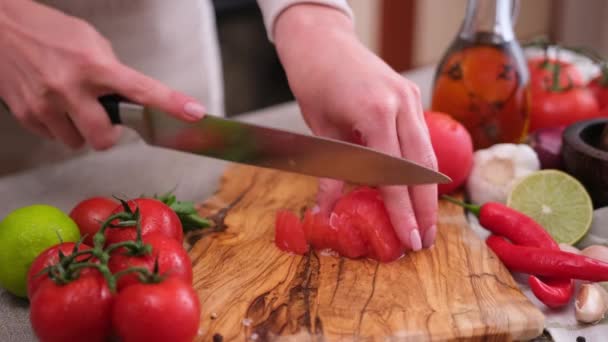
575;283;608;324
559;243;581;255
581;245;608;263
466;144;540;205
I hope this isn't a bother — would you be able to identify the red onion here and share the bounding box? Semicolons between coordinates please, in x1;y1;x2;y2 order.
528;126;567;169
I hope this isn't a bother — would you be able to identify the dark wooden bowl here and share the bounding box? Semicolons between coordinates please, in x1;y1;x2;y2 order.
562;118;608;208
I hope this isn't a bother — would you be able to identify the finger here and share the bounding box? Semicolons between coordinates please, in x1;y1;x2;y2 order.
35;109;84;149
7;101;54;140
396;88;439;249
317;178;343;214
66;94;123;150
23;117;54;140
306;118;348;215
103;63;206;121
357;117;421;251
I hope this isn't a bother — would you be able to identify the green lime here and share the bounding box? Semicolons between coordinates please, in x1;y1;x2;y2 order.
0;205;80;297
506;170;593;245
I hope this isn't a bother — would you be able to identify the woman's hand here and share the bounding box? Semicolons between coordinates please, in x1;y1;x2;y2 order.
274;4;438;250
0;0;206;150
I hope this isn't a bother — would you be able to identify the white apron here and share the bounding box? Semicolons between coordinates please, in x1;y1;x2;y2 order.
0;0;224;175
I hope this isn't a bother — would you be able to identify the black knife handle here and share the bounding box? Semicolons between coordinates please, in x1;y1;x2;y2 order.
98;94;131;125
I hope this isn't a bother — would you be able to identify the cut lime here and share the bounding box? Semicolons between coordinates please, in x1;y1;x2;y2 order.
506;170;593;245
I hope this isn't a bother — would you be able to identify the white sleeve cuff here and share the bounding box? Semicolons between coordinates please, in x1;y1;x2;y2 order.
256;0;354;42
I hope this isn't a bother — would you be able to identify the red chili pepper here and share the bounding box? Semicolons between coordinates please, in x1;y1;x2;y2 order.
442;196;574;308
528;276;574;308
486;235;608;282
442;197;556;248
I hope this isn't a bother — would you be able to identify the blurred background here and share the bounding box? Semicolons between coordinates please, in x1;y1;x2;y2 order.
215;0;608;116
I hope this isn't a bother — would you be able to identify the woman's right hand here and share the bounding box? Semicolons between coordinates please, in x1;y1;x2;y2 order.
0;0;206;150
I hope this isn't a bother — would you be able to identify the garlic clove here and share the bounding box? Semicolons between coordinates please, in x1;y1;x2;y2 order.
559;243;581;255
575;283;608;324
581;245;608;263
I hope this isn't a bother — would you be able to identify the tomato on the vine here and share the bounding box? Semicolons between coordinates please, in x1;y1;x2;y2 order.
30;271;113;342
529;87;600;132
108;233;192;291
527;57;585;93
26;242;92;299
587;73;608;110
69;197;117;246
528;58;601;132
112;277;200;342
105;198;183;246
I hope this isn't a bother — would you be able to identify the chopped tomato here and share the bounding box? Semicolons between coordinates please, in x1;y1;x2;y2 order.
274;187;405;263
333;187;404;262
302;209;337;251
274;210;309;255
332;213;369;259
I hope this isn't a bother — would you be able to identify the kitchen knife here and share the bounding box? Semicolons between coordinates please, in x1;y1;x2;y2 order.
99;95;451;186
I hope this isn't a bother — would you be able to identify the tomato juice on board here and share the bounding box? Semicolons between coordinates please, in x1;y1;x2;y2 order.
431;32;530;150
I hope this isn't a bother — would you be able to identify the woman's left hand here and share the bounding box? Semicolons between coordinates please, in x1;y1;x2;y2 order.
274;4;439;251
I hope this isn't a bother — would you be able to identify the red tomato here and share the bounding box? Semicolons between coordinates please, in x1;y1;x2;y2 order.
587;75;608;110
332;212;368;259
424;111;474;195
302;209;337;251
27;242;92;299
528;57;585;93
109;233;192;291
112;278;200;342
529;87;600;132
30;271;113;342
333;187;404;262
527;57;601;132
105;198;183;246
274;210;309;255
69;197;117;246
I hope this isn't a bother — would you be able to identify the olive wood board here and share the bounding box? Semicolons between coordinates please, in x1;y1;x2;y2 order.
186;165;545;341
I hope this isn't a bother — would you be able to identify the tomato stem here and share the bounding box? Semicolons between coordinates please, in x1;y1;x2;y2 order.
151;191;213;231
70;262;117;293
112;266;156;284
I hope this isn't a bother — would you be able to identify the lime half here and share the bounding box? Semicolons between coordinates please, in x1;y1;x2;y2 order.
506;170;593;245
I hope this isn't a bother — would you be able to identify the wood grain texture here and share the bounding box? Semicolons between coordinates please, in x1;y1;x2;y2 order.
187;165;545;341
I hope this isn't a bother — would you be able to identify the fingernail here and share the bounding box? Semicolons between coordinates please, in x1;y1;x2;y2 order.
311;205;320;214
410;229;422;251
423;225;437;248
183;102;206;119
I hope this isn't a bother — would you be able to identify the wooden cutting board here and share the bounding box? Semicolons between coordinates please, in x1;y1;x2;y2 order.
186;165;545;341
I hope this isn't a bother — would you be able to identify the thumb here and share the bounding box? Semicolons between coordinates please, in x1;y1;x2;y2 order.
316;178;343;215
105;63;207;121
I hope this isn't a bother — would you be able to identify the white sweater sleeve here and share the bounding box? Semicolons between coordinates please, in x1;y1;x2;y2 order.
256;0;354;42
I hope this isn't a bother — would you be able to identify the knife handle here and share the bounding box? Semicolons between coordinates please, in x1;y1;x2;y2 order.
98;94;130;125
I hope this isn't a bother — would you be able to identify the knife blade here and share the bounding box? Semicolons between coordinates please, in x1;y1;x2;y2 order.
99;95;451;186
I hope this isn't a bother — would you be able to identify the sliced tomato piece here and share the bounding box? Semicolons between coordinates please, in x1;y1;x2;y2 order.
332;212;368;259
274;210;309;255
333;187;404;262
302;209;338;251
